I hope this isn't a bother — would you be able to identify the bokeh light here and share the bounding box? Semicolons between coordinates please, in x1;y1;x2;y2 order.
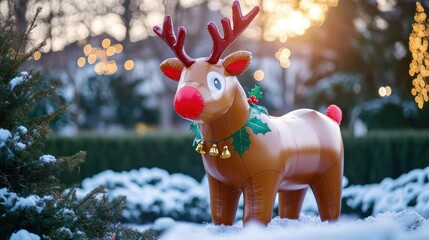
115;44;123;53
124;60;134;71
379;86;392;97
88;54;97;64
386;86;392;96
102;38;111;48
106;46;116;56
254;70;265;81
33;51;41;61
275;47;292;68
83;44;92;55
77;57;86;67
78;38;129;75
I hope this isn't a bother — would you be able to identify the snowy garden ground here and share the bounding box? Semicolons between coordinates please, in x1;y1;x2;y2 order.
71;166;429;239
158;212;429;240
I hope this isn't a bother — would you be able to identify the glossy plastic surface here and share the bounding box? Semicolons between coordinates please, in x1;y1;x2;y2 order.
154;0;344;226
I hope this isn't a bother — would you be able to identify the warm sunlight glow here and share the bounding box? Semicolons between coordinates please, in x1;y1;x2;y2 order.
24;0;338;52
226;0;339;41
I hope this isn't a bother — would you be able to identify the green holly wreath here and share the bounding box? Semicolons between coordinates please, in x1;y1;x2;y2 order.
190;85;271;158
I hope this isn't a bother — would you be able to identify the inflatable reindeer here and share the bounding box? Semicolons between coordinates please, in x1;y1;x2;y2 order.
153;0;344;225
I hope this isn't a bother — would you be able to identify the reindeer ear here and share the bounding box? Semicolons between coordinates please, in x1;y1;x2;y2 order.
160;58;184;81
222;51;252;76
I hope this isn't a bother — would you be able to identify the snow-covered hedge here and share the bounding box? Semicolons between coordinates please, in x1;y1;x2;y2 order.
76;166;429;224
76;168;211;223
343;167;429;218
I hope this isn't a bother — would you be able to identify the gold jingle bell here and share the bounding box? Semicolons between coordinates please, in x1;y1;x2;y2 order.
220;145;231;159
209;144;219;157
195;141;206;154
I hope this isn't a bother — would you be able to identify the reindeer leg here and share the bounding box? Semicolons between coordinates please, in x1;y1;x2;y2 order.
310;163;343;221
278;188;307;219
242;171;282;226
207;174;241;225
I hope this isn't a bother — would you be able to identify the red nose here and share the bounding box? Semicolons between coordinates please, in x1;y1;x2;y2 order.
174;86;204;120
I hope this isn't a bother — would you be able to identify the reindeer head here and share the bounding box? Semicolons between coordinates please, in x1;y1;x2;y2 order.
153;1;260;123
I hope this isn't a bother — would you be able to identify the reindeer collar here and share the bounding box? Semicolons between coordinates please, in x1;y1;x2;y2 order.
191;85;271;158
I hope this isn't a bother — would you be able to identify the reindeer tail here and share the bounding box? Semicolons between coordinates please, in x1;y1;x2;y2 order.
326;104;342;125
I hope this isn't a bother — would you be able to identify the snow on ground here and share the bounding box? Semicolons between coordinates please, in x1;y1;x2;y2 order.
76;166;429;239
158;211;429;240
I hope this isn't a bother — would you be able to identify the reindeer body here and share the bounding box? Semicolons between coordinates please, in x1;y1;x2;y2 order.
198;80;343;225
154;0;344;225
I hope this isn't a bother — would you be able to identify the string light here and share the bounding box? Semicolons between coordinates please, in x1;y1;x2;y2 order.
409;2;429;109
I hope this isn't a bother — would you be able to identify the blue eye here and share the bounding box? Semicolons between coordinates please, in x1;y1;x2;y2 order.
214;78;222;90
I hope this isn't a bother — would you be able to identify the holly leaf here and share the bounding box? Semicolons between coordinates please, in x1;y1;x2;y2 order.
248;85;263;100
231;128;251;158
247;117;271;135
249;104;268;115
190;122;202;147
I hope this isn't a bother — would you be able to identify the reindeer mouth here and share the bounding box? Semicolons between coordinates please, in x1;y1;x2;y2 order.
173;86;204;120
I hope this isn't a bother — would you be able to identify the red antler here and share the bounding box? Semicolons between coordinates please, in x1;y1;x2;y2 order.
206;0;260;64
153;16;195;67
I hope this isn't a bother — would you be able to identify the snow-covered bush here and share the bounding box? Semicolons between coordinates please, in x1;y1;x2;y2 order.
79;166;429;224
343;166;429;218
76;168;211;223
76;168;342;224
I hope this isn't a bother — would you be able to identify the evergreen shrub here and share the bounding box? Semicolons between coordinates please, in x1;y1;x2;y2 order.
46;130;429;185
0;9;150;239
45;132;204;184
